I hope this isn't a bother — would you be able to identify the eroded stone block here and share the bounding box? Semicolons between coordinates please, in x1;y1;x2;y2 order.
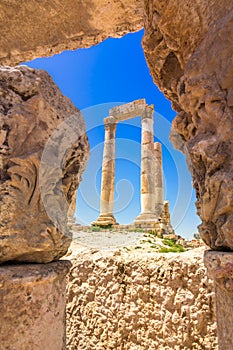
204;250;233;350
0;260;71;350
0;65;89;263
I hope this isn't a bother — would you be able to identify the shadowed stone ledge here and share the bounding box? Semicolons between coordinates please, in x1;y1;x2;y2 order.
0;0;144;65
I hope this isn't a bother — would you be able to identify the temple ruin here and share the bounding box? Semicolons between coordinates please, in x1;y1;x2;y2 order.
92;99;171;230
1;1;233;349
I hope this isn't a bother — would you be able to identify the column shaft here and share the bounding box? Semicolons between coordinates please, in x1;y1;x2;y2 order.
135;105;158;225
141;112;155;213
100;122;116;214
92;117;117;226
154;142;164;217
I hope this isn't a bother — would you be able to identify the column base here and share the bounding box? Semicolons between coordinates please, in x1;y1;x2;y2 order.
204;250;233;350
92;213;118;227
134;212;159;228
0;260;71;350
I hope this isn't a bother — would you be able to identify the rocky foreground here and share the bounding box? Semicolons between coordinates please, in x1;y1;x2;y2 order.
65;230;217;349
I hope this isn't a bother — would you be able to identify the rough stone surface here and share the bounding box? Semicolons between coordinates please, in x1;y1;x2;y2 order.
143;1;233;250
0;65;89;263
204;250;233;350
0;0;143;65
66;247;217;349
0;260;71;350
155;200;175;236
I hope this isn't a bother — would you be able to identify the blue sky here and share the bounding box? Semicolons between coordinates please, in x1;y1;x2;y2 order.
23;29;200;239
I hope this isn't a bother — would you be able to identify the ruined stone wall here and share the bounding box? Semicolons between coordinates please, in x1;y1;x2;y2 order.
66;248;217;349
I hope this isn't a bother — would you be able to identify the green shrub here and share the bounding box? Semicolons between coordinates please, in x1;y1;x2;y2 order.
150;245;159;249
160;238;186;253
88;226;102;232
105;225;113;230
128;228;145;233
162;238;176;246
147;230;158;237
159;244;185;253
88;224;114;232
142;239;153;244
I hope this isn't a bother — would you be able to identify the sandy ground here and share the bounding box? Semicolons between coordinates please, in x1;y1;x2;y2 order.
66;228;206;261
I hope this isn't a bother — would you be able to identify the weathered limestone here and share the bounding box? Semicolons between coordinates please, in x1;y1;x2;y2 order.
134;105;158;224
154;142;164;217
67;247;217;349
204;251;233;350
0;260;71;350
92;117;117;226
0;66;89;263
143;0;233;251
0;67;88;348
110;99;147;121
0;0;231;252
93;100;167;228
154;200;175;237
143;3;233;347
152;144;174;236
0;2;232;347
0;0;144;66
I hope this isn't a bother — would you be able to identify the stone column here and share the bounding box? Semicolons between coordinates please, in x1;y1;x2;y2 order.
0;260;71;350
134;105;157;226
92;117;117;226
154;142;164;217
204;250;233;350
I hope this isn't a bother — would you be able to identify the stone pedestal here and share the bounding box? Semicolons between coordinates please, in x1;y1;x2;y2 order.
204;250;233;350
92;117;117;226
0;260;71;350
